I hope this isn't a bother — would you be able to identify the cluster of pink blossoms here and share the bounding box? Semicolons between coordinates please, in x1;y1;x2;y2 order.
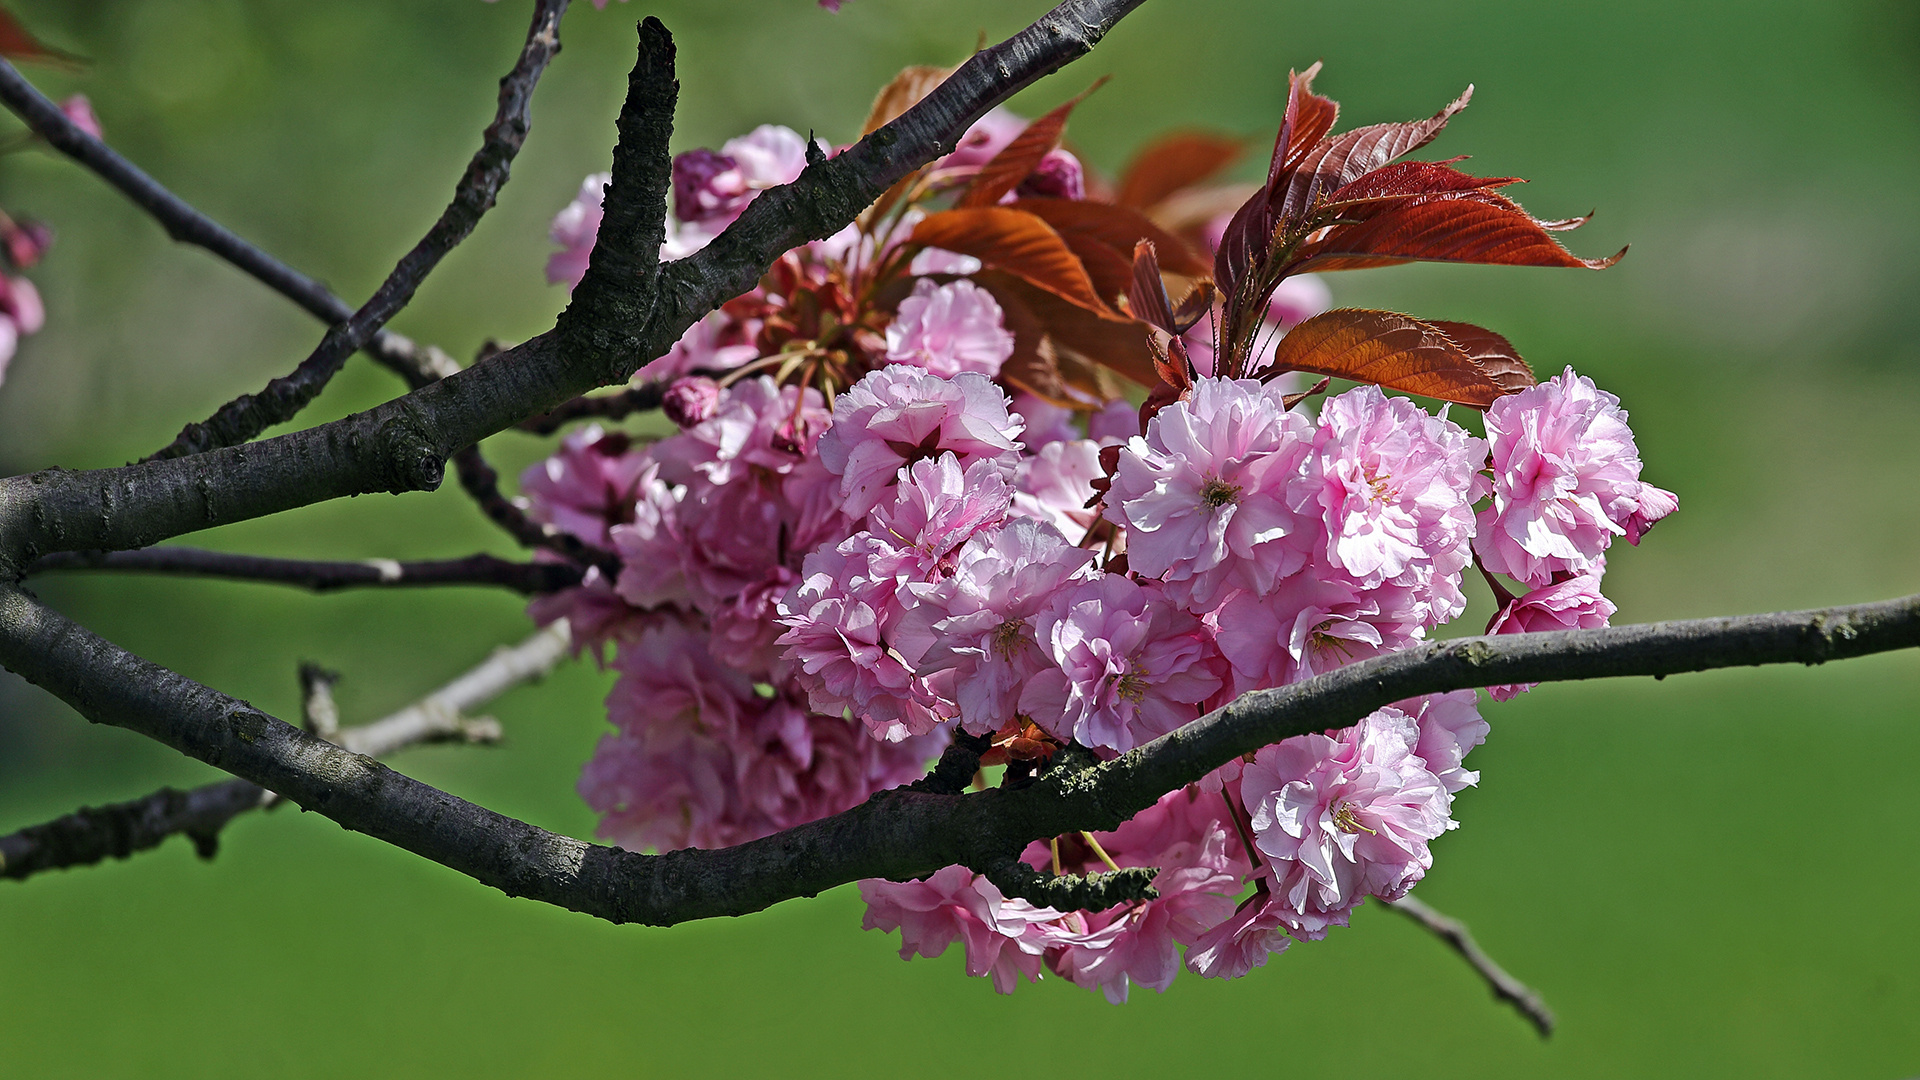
520;97;1674;1001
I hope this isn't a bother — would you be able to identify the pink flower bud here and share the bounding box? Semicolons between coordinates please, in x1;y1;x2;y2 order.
60;94;102;140
2;219;54;270
662;375;721;428
1015;148;1084;201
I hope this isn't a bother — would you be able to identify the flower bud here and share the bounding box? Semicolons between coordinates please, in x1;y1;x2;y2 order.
662;375;721;428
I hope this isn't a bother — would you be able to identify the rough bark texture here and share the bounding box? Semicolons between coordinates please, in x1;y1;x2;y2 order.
4;583;1913;923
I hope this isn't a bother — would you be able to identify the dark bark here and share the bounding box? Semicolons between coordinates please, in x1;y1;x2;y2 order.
3;583;1913;925
145;0;572;460
24;548;580;595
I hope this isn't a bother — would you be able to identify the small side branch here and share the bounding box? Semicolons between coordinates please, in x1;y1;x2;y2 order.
0;620;572;883
452;445;622;576
23;548;581;595
517;383;671;435
145;0;572;460
1386;893;1555;1038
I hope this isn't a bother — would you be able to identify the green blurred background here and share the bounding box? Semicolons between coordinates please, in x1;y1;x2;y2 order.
2;0;1918;1075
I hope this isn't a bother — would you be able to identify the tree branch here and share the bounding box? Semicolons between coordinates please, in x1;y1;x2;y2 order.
2;579;1912;923
0;621;572;882
0;66;456;390
23;548;582;594
1386;893;1555;1037
450;445;623;575
0;1;1145;575
516;383;672;435
144;0;571;460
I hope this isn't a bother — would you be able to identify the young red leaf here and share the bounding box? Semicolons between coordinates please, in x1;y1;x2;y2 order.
1270;84;1474;226
1010;198;1212;278
1127;240;1178;334
910;207;1115;315
1267;308;1519;407
862;65;950;135
1115;131;1245;211
1287;196;1625;274
1268;63;1340;183
1423;320;1534;392
977;271;1155;400
0;8;83;68
1323;161;1522;210
956;77;1109;208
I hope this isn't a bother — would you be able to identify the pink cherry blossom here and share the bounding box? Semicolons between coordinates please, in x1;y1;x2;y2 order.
776;532;953;741
816;367;1024;519
583;622;941;850
1020;575;1225;753
1010;438;1103;541
1294;383;1487;592
662;375;722;428
868;454;1012;579
1400;690;1488;793
1240;708;1454;938
670;126;812;230
546;173;607;289
651;376;827;489
526;566;649;663
641;308;763;383
520;425;653;548
1483;570;1616;700
1475;367;1678;587
938;107;1027;170
1088;398;1141;445
884;277;1015;378
1010;392;1081;450
1025;790;1249;1002
0;275;43;384
899;517;1096;734
1108;377;1317;610
859;866;1061;994
1184;883;1293;979
1214;573;1427;693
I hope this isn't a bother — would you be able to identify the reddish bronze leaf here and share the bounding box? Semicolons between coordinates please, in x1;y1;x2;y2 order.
1268;308;1516;407
1324;161;1522;209
912;208;1114;315
1127;241;1178;334
1288;197;1625;274
862;65;950;135
1269;63;1340;182
957;77;1109;208
1115;131;1245;210
1271;84;1474;226
977;271;1153;401
1011;198;1211;278
1426;320;1535;393
0;8;82;67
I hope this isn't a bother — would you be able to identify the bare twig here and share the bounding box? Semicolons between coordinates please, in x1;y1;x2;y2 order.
22;548;582;595
0;621;572;882
3;575;1914;922
451;445;623;575
0;69;454;390
517;383;673;435
144;0;571;460
1386;893;1555;1037
298;662;341;740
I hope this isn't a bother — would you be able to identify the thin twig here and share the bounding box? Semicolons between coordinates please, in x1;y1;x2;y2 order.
298;662;341;740
0;620;572;882
144;0;571;460
517;383;672;435
1385;893;1555;1037
22;548;582;595
451;445;622;575
0;70;453;390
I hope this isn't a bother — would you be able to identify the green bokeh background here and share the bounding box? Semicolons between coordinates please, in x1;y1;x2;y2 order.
3;0;1918;1076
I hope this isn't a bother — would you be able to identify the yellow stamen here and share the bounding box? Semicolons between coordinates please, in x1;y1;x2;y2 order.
1082;831;1122;873
1332;802;1377;836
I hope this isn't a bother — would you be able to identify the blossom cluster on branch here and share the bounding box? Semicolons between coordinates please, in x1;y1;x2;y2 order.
514;61;1673;1000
